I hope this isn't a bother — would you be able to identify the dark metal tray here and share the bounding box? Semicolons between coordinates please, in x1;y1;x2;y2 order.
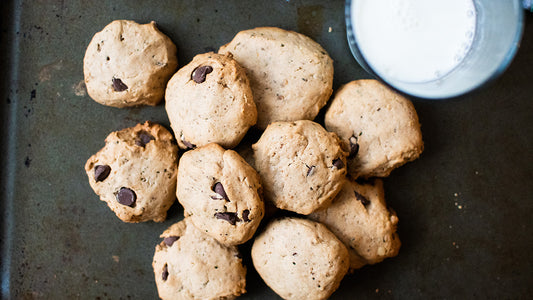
1;1;532;299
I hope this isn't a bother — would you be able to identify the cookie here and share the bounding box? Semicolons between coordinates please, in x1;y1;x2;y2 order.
252;120;347;215
165;52;257;149
309;178;401;270
324;79;424;179
176;143;264;245
219;27;334;129
84;20;178;107
84;121;178;222
252;218;349;300
153;218;246;300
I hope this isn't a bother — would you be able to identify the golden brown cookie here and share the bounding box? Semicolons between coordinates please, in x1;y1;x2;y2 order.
219;27;334;129
309;178;401;270
165;52;257;149
84;121;178;222
84;20;177;107
252;218;349;300
153;218;247;300
177;143;264;245
252;120;347;215
325;79;424;179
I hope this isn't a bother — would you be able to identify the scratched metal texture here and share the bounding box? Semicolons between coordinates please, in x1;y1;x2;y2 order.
0;0;532;299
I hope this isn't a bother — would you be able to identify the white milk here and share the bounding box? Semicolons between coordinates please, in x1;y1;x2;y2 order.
352;0;476;83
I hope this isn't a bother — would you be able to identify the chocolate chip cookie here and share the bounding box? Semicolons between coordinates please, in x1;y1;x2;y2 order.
84;121;178;222
309;178;401;270
84;20;178;107
252;217;349;300
176;143;264;245
165;52;257;149
219;27;334;129
252;120;347;215
325;79;424;179
153;218;247;300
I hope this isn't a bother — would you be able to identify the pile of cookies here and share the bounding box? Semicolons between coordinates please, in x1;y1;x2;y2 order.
84;20;423;300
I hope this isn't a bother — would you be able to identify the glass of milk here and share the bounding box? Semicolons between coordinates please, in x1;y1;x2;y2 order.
346;0;525;99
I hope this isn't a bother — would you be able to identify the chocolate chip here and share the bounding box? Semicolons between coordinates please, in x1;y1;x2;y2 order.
215;212;239;225
242;209;250;222
332;158;345;169
354;190;370;206
211;182;229;201
348;135;359;158
306;165;316;176
164;236;180;246
111;78;128;91
135;130;155;147
181;138;196;149
116;187;136;207
94;165;111;182
162;264;169;281
191;65;213;83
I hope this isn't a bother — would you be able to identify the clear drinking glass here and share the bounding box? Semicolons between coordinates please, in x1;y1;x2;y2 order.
345;0;525;99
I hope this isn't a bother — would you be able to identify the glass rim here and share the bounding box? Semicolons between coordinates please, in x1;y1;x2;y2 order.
344;0;526;99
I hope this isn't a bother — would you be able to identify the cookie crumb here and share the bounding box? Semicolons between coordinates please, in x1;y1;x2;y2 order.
328;27;332;33
73;80;87;96
112;255;120;263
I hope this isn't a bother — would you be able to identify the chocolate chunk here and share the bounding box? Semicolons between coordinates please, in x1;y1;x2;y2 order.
191;65;213;83
135;130;155;147
306;165;316;176
214;212;239;225
164;236;180;247
354;190;370;206
348;135;359;158
242;209;250;222
332;158;345;169
181;138;196;149
211;182;229;201
111;78;128;92
116;187;136;207
94;165;111;182
162;264;169;281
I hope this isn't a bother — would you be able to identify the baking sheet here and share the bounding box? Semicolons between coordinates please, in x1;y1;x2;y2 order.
1;0;532;298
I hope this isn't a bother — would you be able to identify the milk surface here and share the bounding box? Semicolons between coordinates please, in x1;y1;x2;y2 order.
352;0;476;83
